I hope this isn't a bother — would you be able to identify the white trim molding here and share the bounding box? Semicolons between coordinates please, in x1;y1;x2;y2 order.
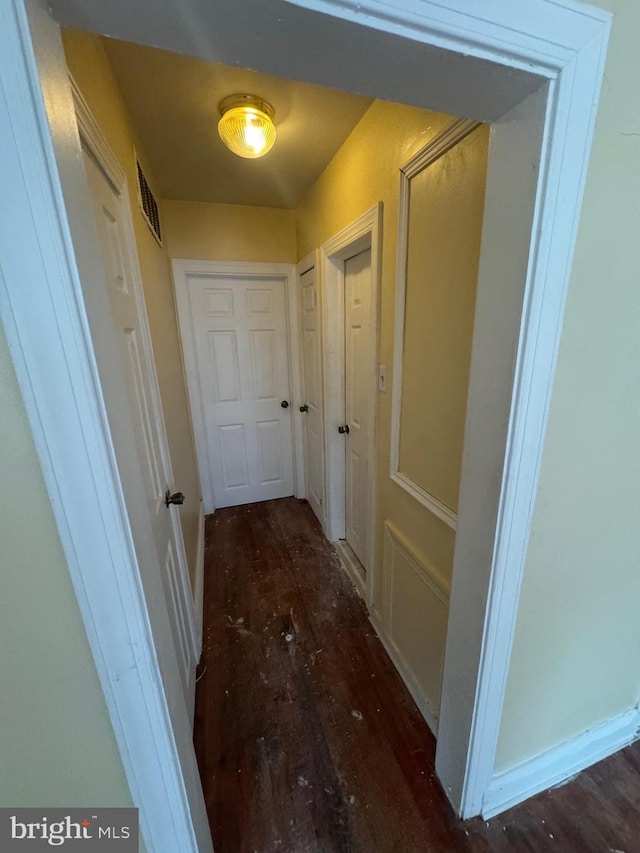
297;250;317;277
1;2;211;849
296;249;324;518
194;500;206;658
291;0;611;820
483;707;640;819
392;472;457;532
368;520;451;736
70;76;122;189
319;204;382;610
390;119;480;532
383;520;450;609
286;260;306;500
334;539;367;600
5;0;612;834
370;612;441;738
171;259;301;514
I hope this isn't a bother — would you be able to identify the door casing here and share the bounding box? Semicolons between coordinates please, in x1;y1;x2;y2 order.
0;1;212;849
0;0;611;842
296;250;326;527
320;205;382;606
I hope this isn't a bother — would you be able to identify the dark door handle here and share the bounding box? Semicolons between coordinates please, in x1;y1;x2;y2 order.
165;490;185;507
299;404;309;413
338;424;350;435
281;400;289;408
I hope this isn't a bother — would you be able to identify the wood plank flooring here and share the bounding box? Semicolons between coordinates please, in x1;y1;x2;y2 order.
194;498;640;852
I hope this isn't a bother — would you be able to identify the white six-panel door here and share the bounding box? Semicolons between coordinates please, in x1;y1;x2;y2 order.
299;265;325;526
178;270;295;510
83;150;198;718
344;248;374;572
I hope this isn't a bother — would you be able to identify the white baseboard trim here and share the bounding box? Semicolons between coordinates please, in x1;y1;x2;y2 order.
334;537;440;738
368;610;440;738
334;539;367;600
194;501;206;659
483;706;640;819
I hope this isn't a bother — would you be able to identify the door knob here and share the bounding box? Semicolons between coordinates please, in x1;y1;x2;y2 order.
165;489;185;507
281;400;289;408
338;424;350;435
299;404;309;413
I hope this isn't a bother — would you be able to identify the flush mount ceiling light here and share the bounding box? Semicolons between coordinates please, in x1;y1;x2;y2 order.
217;94;277;159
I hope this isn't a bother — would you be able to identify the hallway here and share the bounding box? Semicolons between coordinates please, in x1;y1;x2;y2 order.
194;498;640;852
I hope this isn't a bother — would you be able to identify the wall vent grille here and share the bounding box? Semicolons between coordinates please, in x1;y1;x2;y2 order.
136;157;162;245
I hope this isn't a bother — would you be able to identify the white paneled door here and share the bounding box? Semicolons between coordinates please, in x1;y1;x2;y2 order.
299;266;325;525
182;272;295;509
83;150;198;718
344;248;374;572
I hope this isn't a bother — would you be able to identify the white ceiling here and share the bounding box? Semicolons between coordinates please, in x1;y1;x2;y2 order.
101;38;373;209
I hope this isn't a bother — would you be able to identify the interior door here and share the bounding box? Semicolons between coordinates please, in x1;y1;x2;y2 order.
344;248;374;571
299;266;325;525
83;149;198;718
186;274;295;508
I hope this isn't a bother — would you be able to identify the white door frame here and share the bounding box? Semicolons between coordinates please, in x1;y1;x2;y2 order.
172;259;303;514
0;1;212;850
296;249;324;522
292;0;610;819
1;0;610;839
320;205;382;607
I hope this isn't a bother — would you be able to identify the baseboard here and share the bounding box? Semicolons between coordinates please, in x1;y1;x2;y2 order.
194;501;206;659
483;706;640;818
368;610;440;737
334;537;440;738
334;539;367;600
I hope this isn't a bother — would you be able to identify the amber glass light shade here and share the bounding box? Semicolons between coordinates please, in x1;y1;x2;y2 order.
218;94;276;159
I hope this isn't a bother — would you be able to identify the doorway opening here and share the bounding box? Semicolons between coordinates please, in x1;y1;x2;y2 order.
65;28;491;825
319;206;381;600
3;0;610;848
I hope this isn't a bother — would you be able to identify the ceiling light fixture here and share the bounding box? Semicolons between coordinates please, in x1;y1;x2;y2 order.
217;94;277;159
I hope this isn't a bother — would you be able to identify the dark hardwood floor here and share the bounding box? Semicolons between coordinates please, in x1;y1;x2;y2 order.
194;498;640;852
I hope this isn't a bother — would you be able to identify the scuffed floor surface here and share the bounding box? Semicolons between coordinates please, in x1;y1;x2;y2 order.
194;498;640;853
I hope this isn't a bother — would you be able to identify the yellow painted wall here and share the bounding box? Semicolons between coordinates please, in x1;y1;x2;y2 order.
61;29;201;585
496;0;640;771
164;200;296;263
296;102;488;706
0;330;133;808
399;126;488;513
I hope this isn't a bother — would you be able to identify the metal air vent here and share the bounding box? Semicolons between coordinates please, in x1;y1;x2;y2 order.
136;156;162;245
